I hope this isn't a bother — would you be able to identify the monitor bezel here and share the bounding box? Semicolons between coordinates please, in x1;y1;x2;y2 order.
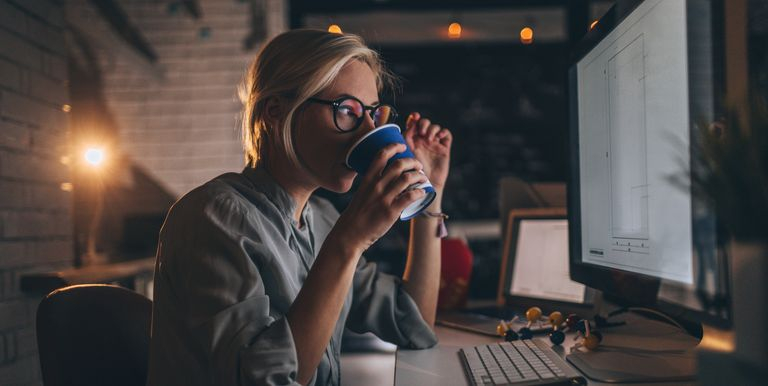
567;0;731;329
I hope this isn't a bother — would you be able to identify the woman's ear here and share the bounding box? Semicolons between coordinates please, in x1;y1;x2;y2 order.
264;97;283;129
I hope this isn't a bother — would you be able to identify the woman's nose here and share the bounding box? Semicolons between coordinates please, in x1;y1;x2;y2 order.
359;112;377;133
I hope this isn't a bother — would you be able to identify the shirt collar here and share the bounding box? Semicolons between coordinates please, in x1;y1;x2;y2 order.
241;165;309;227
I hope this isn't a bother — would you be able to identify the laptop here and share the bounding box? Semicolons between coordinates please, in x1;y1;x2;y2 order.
437;208;593;336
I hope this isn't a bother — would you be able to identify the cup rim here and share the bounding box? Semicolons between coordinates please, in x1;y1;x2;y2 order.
344;123;402;168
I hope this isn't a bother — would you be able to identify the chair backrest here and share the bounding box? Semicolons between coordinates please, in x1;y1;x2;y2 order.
36;284;152;386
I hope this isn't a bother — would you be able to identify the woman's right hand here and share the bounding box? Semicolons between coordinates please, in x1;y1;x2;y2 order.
332;143;428;253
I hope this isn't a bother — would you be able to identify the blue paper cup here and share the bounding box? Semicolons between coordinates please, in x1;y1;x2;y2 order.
345;124;436;221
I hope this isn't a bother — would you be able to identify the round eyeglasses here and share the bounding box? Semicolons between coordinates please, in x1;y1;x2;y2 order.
307;96;398;133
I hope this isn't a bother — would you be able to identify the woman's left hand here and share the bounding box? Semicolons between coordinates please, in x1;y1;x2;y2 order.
404;112;452;191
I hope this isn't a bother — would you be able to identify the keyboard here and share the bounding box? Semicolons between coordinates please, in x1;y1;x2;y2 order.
459;339;586;386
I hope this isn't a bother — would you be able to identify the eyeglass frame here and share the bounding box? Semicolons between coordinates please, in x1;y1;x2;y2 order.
306;95;398;133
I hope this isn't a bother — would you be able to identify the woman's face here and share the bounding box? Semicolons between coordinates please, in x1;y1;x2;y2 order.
292;60;380;193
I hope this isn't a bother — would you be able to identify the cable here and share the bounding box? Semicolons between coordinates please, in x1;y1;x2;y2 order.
607;307;687;332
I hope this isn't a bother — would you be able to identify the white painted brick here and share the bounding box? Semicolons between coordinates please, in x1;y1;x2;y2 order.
0;91;65;129
0;241;26;267
25;184;69;212
106;85;239;104
8;0;65;28
123;126;239;144
0;330;18;363
0;119;32;151
30;126;69;155
0;1;27;35
29;239;72;263
0;181;28;209
0;58;22;91
24;15;66;56
0;239;74;274
23;70;68;106
0;353;38;384
0;29;41;70
0;300;28;330
15;326;35;359
0;211;72;238
0;151;68;183
40;52;66;81
80;0;287;197
0;181;68;211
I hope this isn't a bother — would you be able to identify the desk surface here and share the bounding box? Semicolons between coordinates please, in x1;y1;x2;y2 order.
395;317;698;386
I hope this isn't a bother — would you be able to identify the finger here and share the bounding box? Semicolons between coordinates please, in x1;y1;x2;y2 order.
404;116;417;142
392;188;427;213
406;112;420;132
438;129;453;146
418;118;431;136
385;169;428;200
427;124;441;141
363;143;407;185
379;157;423;186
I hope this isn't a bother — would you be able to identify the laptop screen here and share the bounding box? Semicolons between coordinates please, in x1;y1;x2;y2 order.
510;219;586;303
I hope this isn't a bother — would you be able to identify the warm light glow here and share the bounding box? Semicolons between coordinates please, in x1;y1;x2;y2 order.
60;182;73;192
328;24;342;34
59;155;71;165
448;22;462;39
590;20;599;30
84;147;105;167
62;104;71;112
520;27;534;44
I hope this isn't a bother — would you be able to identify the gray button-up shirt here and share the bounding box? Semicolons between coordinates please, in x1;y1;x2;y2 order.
147;166;437;386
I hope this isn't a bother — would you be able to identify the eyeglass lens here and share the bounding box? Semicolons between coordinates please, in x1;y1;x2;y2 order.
335;98;395;131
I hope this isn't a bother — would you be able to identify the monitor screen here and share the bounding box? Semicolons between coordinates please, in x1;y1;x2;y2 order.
569;0;730;326
510;219;586;303
575;0;693;283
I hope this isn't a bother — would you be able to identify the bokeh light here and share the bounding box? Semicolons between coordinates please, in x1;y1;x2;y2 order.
84;147;105;167
520;27;534;45
448;22;462;39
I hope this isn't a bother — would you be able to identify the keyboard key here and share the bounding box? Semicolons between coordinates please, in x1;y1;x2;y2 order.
462;342;573;385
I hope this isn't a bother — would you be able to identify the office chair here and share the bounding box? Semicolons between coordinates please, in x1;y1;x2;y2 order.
36;284;151;386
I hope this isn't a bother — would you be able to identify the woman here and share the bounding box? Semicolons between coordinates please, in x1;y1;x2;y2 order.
147;29;452;386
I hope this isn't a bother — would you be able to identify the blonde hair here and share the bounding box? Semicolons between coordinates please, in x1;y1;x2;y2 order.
239;29;398;168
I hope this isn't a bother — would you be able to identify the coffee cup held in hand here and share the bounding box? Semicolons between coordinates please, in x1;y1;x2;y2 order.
345;124;437;220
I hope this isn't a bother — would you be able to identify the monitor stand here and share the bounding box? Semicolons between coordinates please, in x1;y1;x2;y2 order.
565;311;700;383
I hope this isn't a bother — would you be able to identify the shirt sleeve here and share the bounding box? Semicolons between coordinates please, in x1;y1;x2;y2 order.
155;193;303;385
345;256;438;349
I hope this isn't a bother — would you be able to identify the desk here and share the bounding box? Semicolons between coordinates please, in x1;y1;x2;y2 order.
395;316;698;386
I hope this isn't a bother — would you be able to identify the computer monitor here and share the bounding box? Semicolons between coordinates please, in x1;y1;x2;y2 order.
568;0;729;380
511;219;586;304
497;208;592;310
569;0;728;326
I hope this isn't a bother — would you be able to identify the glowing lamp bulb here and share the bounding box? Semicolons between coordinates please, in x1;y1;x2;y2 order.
328;24;342;34
84;148;105;167
590;20;599;30
520;27;534;45
448;22;462;39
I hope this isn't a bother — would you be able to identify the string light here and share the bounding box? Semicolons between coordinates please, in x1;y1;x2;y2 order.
328;24;342;34
448;22;462;39
590;20;599;30
520;27;534;45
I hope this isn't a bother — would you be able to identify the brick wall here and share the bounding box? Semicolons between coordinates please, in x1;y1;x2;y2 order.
71;0;288;198
0;0;72;384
